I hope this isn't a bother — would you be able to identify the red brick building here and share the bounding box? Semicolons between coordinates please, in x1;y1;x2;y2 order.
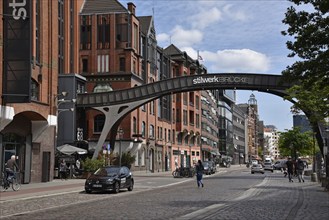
0;0;84;183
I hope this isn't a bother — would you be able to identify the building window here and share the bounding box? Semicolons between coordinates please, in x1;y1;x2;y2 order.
196;96;200;110
97;15;110;49
183;110;188;125
142;121;146;138
77;82;85;94
116;15;128;42
82;58;88;73
149;125;155;138
31;79;39;101
94;114;105;133
196;114;200;128
35;0;40;64
133;23;138;50
97;55;109;73
133;117;137;134
183;93;187;105
58;0;64;73
70;0;74;71
119;57;125;71
80;15;92;50
150;101;154;115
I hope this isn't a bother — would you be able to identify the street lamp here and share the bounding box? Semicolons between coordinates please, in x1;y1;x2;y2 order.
118;128;124;167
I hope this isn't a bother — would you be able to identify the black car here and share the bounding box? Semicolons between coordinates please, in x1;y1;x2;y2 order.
85;166;134;194
202;161;215;175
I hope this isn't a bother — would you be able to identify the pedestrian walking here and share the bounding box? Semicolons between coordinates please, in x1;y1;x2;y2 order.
196;160;204;188
296;157;305;182
59;160;68;180
285;156;294;182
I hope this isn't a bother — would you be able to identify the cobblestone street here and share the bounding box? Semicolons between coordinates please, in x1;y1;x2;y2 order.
1;168;328;220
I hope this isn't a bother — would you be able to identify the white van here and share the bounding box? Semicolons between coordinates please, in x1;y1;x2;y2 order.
265;158;272;163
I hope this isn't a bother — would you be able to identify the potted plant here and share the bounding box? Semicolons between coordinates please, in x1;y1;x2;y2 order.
81;157;104;178
111;151;136;169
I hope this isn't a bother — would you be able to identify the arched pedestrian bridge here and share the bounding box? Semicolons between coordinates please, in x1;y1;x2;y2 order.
77;73;291;107
76;73;294;159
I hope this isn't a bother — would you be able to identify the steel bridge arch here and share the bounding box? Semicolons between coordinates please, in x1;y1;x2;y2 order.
77;73;295;159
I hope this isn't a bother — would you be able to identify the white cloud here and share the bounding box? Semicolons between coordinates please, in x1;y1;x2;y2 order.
157;33;170;43
190;8;222;29
170;26;203;48
222;4;249;22
202;49;270;73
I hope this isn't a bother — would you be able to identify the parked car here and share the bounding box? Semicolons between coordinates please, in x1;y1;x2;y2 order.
263;162;274;172
85;165;134;194
273;160;287;170
251;164;265;174
202;161;214;175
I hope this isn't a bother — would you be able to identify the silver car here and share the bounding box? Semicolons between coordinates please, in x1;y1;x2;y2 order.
263;162;274;172
251;164;265;174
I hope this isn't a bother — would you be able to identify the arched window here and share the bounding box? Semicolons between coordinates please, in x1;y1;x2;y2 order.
149;124;154;138
94;114;105;133
93;83;113;93
142;121;146;138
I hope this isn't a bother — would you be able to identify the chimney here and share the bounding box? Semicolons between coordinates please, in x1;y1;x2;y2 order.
127;2;136;15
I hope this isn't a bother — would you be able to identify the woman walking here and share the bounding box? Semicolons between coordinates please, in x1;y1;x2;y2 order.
196;160;204;188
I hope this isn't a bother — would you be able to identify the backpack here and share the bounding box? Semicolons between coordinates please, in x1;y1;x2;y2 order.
297;160;304;170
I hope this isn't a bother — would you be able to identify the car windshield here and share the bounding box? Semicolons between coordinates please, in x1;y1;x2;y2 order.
264;163;271;165
94;167;120;177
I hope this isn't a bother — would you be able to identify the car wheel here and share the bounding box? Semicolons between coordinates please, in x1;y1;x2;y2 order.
85;189;92;194
251;172;254;174
113;182;120;194
128;181;134;191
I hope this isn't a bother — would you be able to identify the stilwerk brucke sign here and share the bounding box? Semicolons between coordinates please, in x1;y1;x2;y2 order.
193;76;249;85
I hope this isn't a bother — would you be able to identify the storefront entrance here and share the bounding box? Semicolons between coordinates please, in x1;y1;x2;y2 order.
1;133;25;182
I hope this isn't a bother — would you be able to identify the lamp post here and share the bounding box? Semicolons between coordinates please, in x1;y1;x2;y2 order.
118;128;124;167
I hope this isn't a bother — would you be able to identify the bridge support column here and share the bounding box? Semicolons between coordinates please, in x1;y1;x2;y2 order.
92;99;152;159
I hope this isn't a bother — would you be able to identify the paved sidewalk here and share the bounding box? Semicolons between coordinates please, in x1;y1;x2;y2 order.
0;179;86;201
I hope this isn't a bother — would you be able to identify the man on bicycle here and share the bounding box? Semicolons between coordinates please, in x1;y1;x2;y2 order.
5;155;19;182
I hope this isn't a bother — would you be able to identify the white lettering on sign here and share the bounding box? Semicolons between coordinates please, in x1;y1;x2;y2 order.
9;0;27;20
193;76;248;84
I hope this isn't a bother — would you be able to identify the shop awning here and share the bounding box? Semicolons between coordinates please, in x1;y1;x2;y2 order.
57;144;87;155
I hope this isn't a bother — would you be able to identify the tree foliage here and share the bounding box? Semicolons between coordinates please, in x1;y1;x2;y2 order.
278;127;316;158
281;0;329;124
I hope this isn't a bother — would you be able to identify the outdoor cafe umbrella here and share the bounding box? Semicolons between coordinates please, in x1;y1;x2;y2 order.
57;144;87;155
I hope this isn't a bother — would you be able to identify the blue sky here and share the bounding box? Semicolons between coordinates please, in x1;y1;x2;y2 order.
119;0;297;131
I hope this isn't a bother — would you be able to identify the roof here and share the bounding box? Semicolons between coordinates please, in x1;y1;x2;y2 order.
80;0;128;15
138;16;153;35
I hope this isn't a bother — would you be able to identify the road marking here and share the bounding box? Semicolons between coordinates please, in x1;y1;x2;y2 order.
232;177;269;201
177;204;226;219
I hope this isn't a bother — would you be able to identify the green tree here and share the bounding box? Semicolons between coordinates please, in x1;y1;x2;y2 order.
278;127;315;158
281;0;329;154
281;0;329;122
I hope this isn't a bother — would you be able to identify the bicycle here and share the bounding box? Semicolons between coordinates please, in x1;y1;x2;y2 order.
1;171;21;192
